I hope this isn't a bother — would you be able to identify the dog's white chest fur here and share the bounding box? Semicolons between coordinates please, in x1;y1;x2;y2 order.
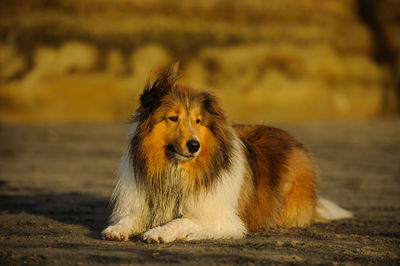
146;166;186;227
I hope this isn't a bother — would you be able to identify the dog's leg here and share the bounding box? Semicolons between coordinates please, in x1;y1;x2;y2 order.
142;215;246;243
142;218;195;243
102;185;148;241
102;142;148;241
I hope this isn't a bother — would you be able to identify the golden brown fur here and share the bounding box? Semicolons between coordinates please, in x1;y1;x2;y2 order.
235;125;316;230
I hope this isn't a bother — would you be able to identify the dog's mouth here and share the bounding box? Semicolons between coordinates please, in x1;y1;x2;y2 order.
167;144;196;162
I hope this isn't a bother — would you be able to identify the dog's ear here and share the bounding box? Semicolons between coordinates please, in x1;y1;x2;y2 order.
139;63;181;117
202;92;224;117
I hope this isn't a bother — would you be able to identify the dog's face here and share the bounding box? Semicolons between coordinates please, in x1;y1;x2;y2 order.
139;85;220;165
135;66;227;168
132;66;234;190
161;96;203;161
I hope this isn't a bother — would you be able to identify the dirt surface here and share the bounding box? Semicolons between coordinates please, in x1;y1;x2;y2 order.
0;120;399;265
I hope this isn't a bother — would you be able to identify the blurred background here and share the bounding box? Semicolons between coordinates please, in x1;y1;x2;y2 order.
0;0;399;123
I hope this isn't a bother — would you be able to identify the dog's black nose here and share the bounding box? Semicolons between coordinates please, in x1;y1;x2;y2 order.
186;140;200;154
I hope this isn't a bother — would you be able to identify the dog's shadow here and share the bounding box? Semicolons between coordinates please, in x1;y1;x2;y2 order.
0;191;109;240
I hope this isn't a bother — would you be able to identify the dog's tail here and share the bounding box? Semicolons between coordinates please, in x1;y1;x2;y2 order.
313;197;353;222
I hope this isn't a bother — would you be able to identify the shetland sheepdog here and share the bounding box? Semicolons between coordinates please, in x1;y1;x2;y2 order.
102;65;352;243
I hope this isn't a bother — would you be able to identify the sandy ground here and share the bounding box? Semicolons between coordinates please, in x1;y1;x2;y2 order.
0;119;399;265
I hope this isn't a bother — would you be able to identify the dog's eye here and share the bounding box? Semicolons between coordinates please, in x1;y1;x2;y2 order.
168;116;178;122
196;119;201;124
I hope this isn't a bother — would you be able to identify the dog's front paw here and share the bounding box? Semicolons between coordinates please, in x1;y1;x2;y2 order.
142;226;177;243
102;225;130;241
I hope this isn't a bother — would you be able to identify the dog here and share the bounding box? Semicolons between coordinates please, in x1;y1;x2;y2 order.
102;64;352;243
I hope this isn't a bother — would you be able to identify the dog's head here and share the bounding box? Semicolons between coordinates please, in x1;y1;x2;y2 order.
134;64;228;164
